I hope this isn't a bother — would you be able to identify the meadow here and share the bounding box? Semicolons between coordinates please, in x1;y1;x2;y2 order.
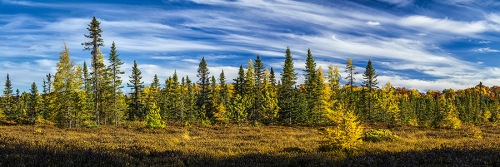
0;122;499;166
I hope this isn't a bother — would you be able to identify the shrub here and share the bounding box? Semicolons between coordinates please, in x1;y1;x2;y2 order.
364;129;398;142
468;125;483;139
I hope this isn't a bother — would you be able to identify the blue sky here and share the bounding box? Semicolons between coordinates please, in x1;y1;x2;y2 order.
1;0;500;92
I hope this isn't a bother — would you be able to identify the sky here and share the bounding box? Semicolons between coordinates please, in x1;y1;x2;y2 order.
1;0;500;92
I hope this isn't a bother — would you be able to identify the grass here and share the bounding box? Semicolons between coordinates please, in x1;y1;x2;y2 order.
0;122;499;166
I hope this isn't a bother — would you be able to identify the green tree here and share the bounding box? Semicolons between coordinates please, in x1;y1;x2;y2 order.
197;57;211;119
128;60;144;120
219;70;230;106
82;16;106;125
107;41;125;125
28;82;39;121
362;60;378;121
304;49;321;124
278;47;298;124
233;65;245;97
3;74;15;120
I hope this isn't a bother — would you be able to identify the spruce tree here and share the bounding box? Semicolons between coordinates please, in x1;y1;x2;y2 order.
28;82;39;121
362;60;378;121
219;70;230;106
270;67;277;86
107;41;125;125
3;74;14;120
128;60;144;120
278;47;298;124
304;49;318;124
234;65;245;97
196;57;211;119
82;16;105;125
254;55;264;89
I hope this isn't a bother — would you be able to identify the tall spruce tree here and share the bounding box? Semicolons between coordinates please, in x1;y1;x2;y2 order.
107;42;125;125
304;49;318;124
362;60;378;121
128;60;144;120
82;16;105;125
197;57;211;119
278;47;298;124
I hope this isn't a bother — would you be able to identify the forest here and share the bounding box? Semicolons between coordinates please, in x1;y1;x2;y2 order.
1;17;500;166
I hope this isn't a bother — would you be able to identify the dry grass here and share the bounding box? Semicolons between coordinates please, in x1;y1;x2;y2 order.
0;122;499;166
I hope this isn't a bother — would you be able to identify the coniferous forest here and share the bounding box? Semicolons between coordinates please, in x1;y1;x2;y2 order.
1;17;500;166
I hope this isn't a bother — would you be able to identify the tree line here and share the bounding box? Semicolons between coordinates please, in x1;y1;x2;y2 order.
0;17;499;129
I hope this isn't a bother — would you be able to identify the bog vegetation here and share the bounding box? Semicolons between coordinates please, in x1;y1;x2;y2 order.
1;17;500;165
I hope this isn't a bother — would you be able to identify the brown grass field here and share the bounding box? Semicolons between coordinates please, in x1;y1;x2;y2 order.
0;122;499;166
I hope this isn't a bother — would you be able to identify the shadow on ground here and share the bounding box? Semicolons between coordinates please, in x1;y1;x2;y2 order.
0;141;499;166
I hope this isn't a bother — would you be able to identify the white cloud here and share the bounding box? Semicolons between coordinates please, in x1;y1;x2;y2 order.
366;21;381;26
472;47;500;53
399;15;489;35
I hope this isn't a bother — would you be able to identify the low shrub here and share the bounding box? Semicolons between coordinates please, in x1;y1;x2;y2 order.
364;129;398;142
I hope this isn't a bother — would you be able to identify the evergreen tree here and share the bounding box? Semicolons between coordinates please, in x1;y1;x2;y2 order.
304;49;319;124
107;41;125;125
233;65;245;97
28;82;39;121
219;70;230;106
196;57;211;119
270;67;277;86
82;16;105;125
128;60;144;120
3;74;15;120
278;47;298;124
254;55;265;89
362;60;378;121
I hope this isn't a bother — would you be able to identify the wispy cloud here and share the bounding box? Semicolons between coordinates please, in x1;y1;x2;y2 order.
472;47;500;53
399;15;489;35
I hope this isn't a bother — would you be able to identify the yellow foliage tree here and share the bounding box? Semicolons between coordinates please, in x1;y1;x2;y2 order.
323;109;364;150
437;95;461;129
378;82;400;125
